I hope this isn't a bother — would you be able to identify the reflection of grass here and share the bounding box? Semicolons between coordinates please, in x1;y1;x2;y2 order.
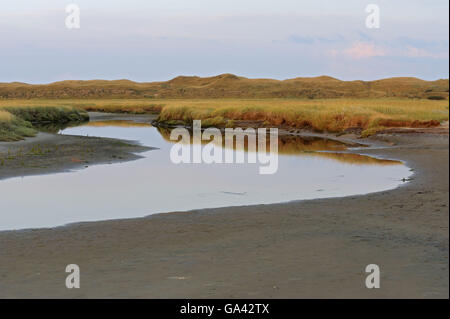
158;126;347;151
84;120;151;127
276;134;349;153
156;126;400;165
305;152;402;166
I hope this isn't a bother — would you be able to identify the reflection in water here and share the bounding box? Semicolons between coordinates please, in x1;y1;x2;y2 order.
84;120;152;128
35;120;89;134
0;118;411;230
155;125;400;166
88;121;401;166
304;152;401;166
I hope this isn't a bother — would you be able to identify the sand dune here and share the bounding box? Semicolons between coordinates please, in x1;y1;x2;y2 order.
0;74;448;99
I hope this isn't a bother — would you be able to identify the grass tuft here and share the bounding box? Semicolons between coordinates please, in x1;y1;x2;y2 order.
0;105;88;141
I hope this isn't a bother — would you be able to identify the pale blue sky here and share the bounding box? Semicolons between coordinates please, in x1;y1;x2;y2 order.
0;0;448;83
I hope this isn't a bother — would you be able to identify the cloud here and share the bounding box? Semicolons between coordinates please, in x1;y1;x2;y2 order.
317;34;346;43
396;36;443;49
357;31;372;41
405;46;448;59
289;35;315;44
330;41;448;60
343;42;387;59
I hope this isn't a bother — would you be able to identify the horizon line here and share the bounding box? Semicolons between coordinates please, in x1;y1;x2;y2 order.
1;73;449;86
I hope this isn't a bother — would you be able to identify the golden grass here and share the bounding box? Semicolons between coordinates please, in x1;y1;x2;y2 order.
153;98;449;135
0;110;14;122
0;99;163;114
1;97;448;137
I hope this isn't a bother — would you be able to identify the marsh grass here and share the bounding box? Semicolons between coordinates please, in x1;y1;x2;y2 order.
0;111;36;141
1;97;448;139
0;105;89;141
0;98;163;114
153;98;449;135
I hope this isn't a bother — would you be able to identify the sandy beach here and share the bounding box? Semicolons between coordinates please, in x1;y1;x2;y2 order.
0;129;448;298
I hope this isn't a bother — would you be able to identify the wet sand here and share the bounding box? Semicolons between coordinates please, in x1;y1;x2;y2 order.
0;129;448;298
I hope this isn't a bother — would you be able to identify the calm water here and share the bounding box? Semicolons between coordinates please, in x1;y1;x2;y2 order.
0;118;412;231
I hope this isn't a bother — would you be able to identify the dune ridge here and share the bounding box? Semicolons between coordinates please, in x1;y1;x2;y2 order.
0;74;448;99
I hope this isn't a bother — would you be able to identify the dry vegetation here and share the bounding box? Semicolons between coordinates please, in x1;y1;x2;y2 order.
154;98;449;136
0;74;448;99
0;99;163;114
0;74;448;140
0;97;448;139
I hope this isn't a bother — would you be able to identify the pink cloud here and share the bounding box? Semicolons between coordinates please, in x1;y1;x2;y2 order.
405;46;448;59
343;42;386;59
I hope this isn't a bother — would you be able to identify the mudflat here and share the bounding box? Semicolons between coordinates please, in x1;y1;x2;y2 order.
0;130;448;298
0;113;153;181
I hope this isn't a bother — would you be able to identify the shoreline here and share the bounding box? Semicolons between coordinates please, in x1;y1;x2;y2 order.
0;111;398;183
0;113;156;181
0;162;412;235
0;125;448;298
1;119;410;232
0;132;153;181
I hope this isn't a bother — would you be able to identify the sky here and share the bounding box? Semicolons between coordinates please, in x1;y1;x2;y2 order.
0;0;448;83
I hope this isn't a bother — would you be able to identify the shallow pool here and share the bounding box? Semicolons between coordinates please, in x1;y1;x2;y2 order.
0;118;412;230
